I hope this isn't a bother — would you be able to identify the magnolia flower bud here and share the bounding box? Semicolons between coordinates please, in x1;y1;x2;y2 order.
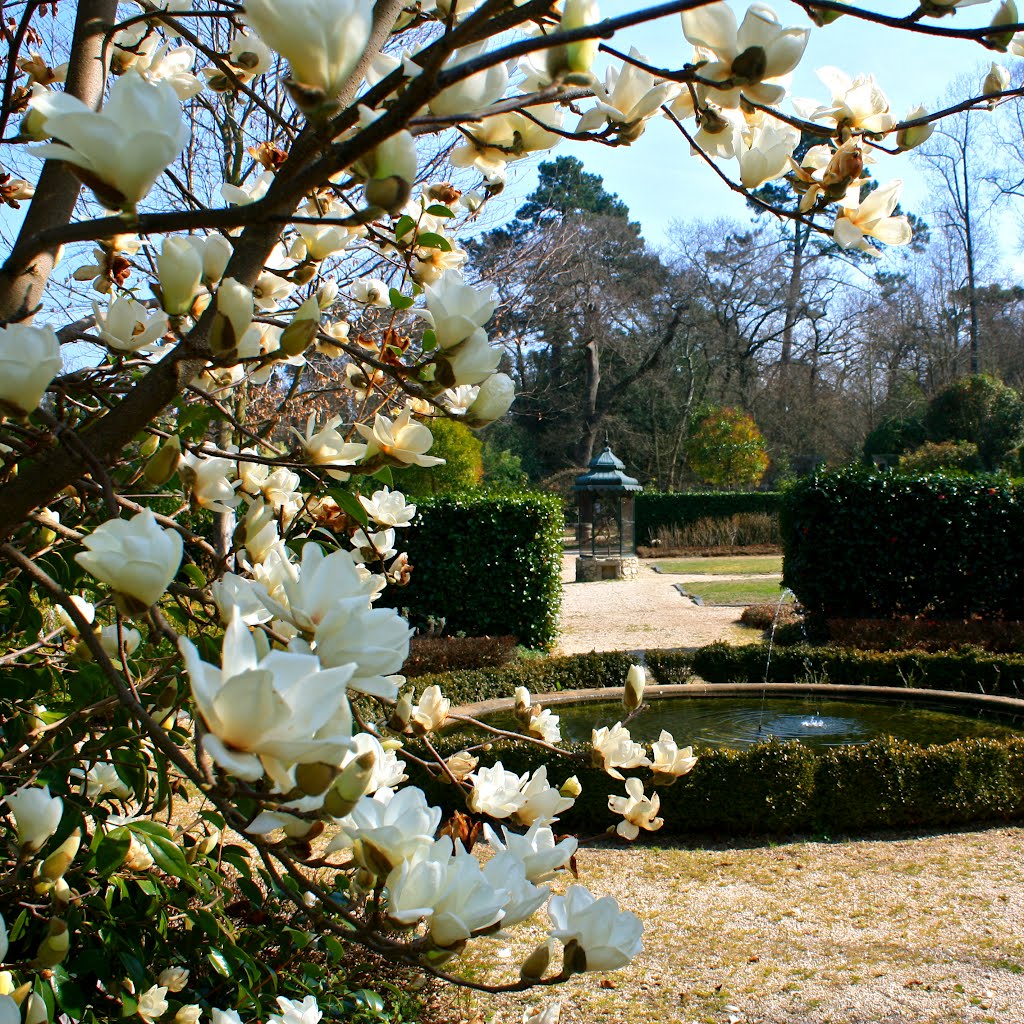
983;61;1011;97
212;277;254;352
365;175;411;214
124;835;155;872
158;237;203;316
352;837;396;879
988;0;1018;52
33;919;69;967
561;937;587;977
559;775;582;799
323;751;376;817
24;992;48;1024
175;1006;202;1024
389;692;414;732
294;762;338;797
279;294;322;356
520;943;552;982
0;323;62;418
40;832;80;881
896;105;935;151
144;435;182;486
623;664;646;711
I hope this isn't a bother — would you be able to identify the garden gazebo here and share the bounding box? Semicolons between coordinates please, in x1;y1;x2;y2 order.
573;444;642;581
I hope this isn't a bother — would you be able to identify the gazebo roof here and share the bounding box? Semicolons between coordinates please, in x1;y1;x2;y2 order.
573;446;641;492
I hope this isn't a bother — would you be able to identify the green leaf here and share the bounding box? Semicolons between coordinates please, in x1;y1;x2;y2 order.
182;564;207;588
94;827;131;876
388;287;415;310
208;949;232;978
425;204;455;217
421;329;437;353
394;215;416;240
372;466;394;488
133;828;193;881
415;231;452;252
327;487;370;527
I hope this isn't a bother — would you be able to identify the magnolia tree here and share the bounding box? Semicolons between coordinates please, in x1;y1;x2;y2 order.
1;0;1023;1021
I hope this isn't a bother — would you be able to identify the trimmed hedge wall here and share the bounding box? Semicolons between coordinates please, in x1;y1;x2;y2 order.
781;469;1024;619
410;649;694;705
692;642;1024;698
635;491;782;544
383;492;563;649
413;734;1024;836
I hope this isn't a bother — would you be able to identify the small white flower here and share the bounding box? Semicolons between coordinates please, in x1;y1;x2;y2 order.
410;685;450;733
483;821;577;884
92;297;169;353
137;985;169;1021
607;776;664;840
547;885;643;972
0;323;62;416
6;784;63;851
591;722;650;780
355;407;446;468
358;487;416;528
651;730;698;779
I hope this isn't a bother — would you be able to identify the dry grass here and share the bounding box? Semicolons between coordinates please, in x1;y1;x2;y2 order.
447;826;1024;1024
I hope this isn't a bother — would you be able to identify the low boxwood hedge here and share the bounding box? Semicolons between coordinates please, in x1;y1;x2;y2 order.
411;733;1024;836
409;649;695;706
692;642;1024;698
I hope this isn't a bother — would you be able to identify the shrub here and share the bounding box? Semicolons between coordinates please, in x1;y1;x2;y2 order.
414;730;1024;836
897;440;982;474
403;635;518;677
635;492;782;545
685;407;770;489
641;513;780;552
691;641;1024;698
781;468;1024;620
740;602;801;630
400;418;483;495
825;617;1024;653
384;492;563;649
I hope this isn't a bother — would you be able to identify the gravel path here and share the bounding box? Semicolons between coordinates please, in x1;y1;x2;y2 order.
554;554;761;655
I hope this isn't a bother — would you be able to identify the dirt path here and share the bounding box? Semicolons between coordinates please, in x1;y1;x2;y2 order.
554;554;761;655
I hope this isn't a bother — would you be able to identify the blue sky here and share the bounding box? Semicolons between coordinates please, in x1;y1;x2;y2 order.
497;0;1016;260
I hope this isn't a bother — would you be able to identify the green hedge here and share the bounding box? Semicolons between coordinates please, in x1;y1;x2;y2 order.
635;491;782;544
383;492;563;649
413;733;1024;836
691;642;1024;698
410;649;694;705
781;469;1024;619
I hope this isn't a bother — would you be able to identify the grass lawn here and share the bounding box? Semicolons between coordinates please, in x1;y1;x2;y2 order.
656;555;783;575
682;578;792;606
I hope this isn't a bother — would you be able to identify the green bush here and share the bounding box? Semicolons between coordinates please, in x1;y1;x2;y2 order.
781;468;1024;620
635;492;782;545
385;492;564;648
691;641;1024;698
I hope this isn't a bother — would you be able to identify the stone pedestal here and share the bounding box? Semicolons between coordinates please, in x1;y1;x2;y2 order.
575;556;640;582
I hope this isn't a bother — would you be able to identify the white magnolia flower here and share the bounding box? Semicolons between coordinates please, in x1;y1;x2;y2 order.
623;663;646;711
175;1006;202;1024
350;277;391;306
482;852;549;928
137;41;204;100
137;985;169;1021
547;885;643;972
157;967;189;993
228;31;273;79
76;510;183;610
221;170;274;206
356;407;446;467
0;997;19;1024
428;41;510;117
6;784;63;851
737;118;800;188
0;909;7;962
179;609;355;785
796;67;894;134
411;684;451;733
386;837;506;946
440;332;503;387
607;777;664;840
293;413;368;479
591;722;650;780
0;323;62;416
484;821;577;883
211;1012;244;1024
328;786;442;870
983;61;1011;96
359;487;416;528
681;2;809;107
98;624;143;659
245;0;374;98
314;596;411;699
341;732;407;794
55;595;95;637
215;277;255;345
423;272;498;350
468;761;528;818
92;297;169;353
179;452;241;515
293;198;360;260
896;105;935;151
528;707;561;745
833;179;913;257
523;1003;562;1024
451;105;562;180
80;761;133;801
29;75;188;209
211;573;274;626
577;48;679;139
465;372;515;426
267;995;322;1024
515;766;575;827
651;730;698;779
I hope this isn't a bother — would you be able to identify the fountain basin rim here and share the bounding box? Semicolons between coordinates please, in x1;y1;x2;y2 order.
452;682;1024;723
